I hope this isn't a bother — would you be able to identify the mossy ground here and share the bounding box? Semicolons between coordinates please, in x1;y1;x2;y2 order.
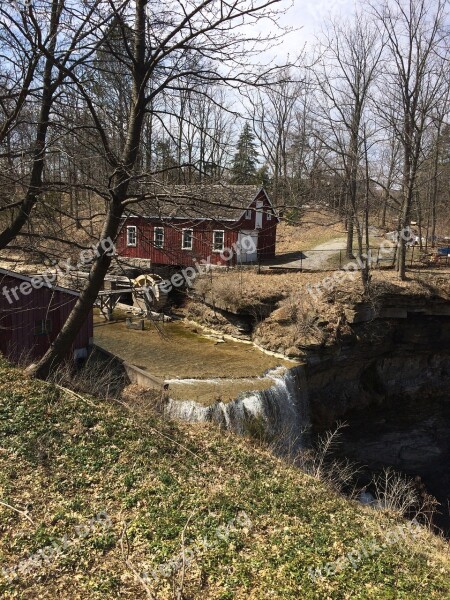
0;360;449;599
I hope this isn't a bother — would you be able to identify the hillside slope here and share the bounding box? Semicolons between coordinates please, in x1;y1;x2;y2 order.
0;360;449;599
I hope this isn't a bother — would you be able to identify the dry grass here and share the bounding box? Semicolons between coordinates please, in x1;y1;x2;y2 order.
198;267;450;308
193;270;285;313
1;360;450;599
276;210;346;253
47;354;128;401
191;268;450;358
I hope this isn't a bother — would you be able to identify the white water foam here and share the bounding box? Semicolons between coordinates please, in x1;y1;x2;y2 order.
165;365;310;452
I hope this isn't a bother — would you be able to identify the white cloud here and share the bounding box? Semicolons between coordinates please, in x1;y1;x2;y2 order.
267;0;357;58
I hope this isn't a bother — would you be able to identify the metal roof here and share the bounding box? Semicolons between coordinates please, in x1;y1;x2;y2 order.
125;184;277;222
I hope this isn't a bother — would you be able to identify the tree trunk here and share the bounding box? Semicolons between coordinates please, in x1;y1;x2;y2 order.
0;0;61;250
31;0;148;379
430;119;442;247
31;204;122;379
397;189;412;280
346;208;355;259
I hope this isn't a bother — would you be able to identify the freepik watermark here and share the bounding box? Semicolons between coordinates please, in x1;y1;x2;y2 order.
308;518;421;582
139;234;257;298
1;510;112;583
306;227;415;301
1;233;256;306
1;238;115;305
140;511;253;587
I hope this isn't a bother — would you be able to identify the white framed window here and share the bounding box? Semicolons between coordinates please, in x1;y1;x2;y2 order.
255;200;263;229
213;230;225;252
126;225;137;247
182;228;193;250
267;211;272;221
154;226;164;248
245;209;252;220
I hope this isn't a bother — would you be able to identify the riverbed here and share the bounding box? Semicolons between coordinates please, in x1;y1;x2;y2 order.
94;313;294;404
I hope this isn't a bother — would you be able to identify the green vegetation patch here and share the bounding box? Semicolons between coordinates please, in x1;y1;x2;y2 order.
0;359;448;598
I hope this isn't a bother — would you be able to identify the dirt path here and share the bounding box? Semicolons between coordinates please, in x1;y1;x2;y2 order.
299;237;347;269
268;237;347;270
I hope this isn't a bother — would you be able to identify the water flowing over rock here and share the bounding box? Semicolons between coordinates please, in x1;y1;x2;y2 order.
165;366;310;452
166;302;450;533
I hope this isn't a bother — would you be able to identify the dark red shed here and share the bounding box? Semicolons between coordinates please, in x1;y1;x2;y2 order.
117;185;278;267
0;268;93;363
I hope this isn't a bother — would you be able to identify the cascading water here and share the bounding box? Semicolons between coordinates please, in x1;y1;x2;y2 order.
165;365;310;452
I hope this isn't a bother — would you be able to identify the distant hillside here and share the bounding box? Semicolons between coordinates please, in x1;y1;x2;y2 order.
276;210;347;254
0;360;449;599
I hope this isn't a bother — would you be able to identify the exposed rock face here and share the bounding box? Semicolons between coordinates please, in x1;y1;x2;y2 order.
330;388;450;533
180;292;450;437
181;291;450;433
173;291;450;530
335;394;450;470
185;301;255;340
302;298;450;533
305;305;450;430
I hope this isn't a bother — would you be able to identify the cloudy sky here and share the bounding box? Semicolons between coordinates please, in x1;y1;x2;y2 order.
272;0;357;56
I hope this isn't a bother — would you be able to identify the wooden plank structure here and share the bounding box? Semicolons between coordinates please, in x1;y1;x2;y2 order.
117;185;279;267
96;289;134;321
0;268;93;362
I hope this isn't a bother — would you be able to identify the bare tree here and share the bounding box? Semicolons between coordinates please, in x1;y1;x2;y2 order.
375;127;402;229
0;0;118;249
426;93;450;246
0;7;40;151
312;12;383;260
372;0;449;279
248;67;306;205
28;0;288;378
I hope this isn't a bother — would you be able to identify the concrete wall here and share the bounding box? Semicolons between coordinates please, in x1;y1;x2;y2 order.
92;343;164;391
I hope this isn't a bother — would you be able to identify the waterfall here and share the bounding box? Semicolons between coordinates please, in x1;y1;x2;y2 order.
165;365;310;452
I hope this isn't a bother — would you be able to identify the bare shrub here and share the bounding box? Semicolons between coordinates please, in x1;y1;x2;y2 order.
371;468;439;527
48;354;127;400
268;425;308;464
371;468;419;516
193;276;212;299
210;276;253;310
266;422;360;493
288;295;321;338
10;347;36;369
417;490;441;531
194;271;269;312
291;423;360;492
120;384;164;415
244;414;272;444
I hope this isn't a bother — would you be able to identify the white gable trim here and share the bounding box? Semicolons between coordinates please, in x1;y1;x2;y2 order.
239;187;280;223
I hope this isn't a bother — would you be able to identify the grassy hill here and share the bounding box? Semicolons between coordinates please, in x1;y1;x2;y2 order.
0;359;449;599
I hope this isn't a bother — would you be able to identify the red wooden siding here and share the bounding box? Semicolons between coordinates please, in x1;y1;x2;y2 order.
117;189;278;266
117;218;240;266
0;273;93;363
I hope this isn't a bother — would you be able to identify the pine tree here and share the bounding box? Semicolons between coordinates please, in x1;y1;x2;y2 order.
231;122;258;184
256;163;270;187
